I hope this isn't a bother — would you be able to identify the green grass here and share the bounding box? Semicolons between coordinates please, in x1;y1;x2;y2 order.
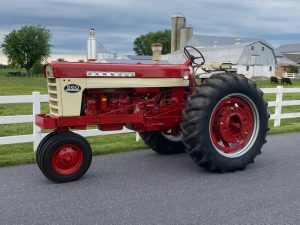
0;133;147;167
0;69;47;96
0;68;300;167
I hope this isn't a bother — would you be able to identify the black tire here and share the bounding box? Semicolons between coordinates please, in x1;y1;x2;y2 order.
39;132;92;183
181;73;269;172
36;131;58;169
139;131;186;154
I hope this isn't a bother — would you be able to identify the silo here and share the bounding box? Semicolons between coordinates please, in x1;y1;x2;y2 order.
171;12;186;52
179;27;193;49
87;28;96;61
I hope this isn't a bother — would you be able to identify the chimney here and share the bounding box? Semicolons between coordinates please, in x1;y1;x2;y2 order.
87;28;96;62
151;43;162;64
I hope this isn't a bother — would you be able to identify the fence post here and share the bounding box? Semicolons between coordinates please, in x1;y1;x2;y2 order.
136;132;141;142
274;86;283;127
32;92;41;151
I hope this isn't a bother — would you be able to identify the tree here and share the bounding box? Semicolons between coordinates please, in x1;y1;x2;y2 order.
1;25;51;75
57;58;67;62
31;62;43;75
133;30;171;55
286;65;299;73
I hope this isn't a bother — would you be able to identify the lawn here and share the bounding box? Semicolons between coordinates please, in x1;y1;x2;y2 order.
0;68;300;167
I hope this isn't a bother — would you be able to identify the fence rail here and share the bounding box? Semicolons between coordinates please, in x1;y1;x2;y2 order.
282;72;300;79
0;92;133;150
1;87;300;150
261;86;300;127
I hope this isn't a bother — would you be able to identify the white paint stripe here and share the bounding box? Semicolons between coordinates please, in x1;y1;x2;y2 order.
86;78;189;88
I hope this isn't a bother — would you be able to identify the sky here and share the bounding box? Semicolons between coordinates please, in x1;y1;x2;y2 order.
1;0;300;64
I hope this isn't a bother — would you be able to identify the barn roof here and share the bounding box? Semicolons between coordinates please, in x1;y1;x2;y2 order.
276;56;299;66
167;41;270;64
121;55;152;60
186;35;273;48
277;43;300;53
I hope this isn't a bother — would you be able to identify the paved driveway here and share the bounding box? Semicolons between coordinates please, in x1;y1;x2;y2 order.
0;132;299;225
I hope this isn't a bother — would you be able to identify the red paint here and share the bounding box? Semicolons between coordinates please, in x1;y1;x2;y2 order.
45;62;190;78
37;59;194;133
51;144;83;175
35;114;57;129
210;96;254;153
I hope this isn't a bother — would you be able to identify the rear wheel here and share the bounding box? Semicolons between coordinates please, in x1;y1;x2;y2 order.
181;73;269;172
139;130;186;154
39;132;92;182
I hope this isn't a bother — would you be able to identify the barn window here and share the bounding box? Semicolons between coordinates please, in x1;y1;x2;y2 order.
246;66;249;71
251;46;254;50
269;66;272;71
262;47;265;51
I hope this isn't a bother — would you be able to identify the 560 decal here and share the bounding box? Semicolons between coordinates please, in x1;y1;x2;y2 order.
64;84;81;93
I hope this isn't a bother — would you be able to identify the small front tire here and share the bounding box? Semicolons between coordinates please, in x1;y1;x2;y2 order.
36;131;58;169
39;132;92;183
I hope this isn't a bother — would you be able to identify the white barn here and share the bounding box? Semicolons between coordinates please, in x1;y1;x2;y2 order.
166;41;276;78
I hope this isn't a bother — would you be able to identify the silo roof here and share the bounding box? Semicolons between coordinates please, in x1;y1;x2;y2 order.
171;12;185;18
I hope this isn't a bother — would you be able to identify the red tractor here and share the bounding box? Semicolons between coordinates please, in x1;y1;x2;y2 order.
35;46;269;182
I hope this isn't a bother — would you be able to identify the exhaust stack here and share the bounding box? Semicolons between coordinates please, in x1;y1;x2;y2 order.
87;28;96;62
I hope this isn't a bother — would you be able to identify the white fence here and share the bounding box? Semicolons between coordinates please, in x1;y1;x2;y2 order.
261;86;300;127
1;87;300;150
282;72;300;79
0;92;133;151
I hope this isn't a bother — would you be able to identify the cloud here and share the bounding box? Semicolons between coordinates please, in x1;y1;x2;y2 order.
1;0;300;64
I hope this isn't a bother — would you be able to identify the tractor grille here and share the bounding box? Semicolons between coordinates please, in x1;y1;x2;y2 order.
47;77;60;116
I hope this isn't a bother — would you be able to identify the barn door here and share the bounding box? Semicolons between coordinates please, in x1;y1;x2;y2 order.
253;66;263;76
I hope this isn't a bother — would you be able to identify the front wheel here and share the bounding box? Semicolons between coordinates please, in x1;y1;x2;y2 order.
181;73;269;172
36;131;58;169
39;132;92;182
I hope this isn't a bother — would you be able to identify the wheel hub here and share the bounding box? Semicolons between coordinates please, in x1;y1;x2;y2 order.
210;96;254;154
51;144;83;175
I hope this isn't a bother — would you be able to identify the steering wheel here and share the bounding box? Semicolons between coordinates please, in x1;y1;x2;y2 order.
184;46;205;66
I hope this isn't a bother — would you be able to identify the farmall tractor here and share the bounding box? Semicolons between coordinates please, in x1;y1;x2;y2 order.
35;46;269;182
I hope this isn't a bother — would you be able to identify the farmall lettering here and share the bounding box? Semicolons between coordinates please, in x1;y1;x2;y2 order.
87;71;135;77
35;46;269;183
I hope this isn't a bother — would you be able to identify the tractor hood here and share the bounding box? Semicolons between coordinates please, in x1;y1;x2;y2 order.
44;62;190;79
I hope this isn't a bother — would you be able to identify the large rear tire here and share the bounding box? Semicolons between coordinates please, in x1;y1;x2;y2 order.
39;132;92;182
181;73;269;172
139;131;186;154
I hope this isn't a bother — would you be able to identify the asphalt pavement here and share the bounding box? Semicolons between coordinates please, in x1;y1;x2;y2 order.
0;132;299;225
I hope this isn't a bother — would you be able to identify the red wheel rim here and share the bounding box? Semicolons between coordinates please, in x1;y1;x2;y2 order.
51;144;83;175
210;95;257;156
